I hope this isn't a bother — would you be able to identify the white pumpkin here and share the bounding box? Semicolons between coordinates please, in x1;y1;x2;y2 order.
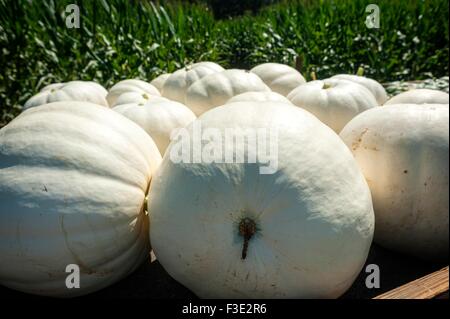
112;91;169;107
250;63;306;96
330;74;388;105
185;69;271;116
150;73;171;92
106;79;160;106
149;101;374;298
340;104;449;260
41;81;108;96
24;81;109;110
287;78;378;133
161;62;224;103
40;83;66;92
384;89;449;105
226;91;292;105
0;102;162;297
113;100;196;154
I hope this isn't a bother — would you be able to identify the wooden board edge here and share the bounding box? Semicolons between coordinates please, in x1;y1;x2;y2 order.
373;266;449;299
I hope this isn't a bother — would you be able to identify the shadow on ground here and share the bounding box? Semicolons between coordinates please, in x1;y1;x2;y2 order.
0;243;445;299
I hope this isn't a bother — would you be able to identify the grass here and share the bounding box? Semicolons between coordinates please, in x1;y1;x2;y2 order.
0;0;448;127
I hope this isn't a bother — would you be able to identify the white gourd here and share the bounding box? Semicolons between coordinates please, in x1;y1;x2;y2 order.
340;104;449;260
40;81;108;96
161;62;224;103
330;74;388;105
0;102;162;297
150;73;171;92
185;69;271;116
111;91;169;107
24;81;109;110
106;79;160;106
250;63;306;96
150;101;374;298
226;91;292;105
384;89;449;105
287;78;378;133
113;100;196;154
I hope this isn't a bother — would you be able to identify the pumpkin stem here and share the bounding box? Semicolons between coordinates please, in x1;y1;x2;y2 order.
310;71;317;81
239;218;256;260
323;82;332;89
357;66;365;76
143;195;149;213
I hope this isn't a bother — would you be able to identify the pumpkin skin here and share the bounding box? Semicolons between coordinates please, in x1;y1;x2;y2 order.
106;79;160;106
250;63;306;96
0;102;162;297
111;91;169;107
161;62;224;103
330;74;388;105
41;81;108;95
24;81;109;110
226;91;292;105
185;69;271;116
149;101;374;298
340;104;449;260
150;73;171;92
113;100;196;154
384;89;449;105
287;79;378;133
40;83;66;92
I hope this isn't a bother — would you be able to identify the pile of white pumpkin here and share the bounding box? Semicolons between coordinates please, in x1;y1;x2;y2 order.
0;62;448;298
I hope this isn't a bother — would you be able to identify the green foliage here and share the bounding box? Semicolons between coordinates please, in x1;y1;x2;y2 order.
206;0;276;18
0;0;448;127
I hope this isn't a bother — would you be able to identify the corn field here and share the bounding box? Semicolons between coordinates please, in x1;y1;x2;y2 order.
0;0;448;127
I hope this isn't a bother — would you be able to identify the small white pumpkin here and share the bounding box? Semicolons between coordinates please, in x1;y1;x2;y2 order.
340;104;449;260
24;81;109;110
0;102;162;297
384;89;449;105
41;81;108;95
113;100;196;154
150;101;374;298
287;78;378;133
40;83;66;92
225;91;292;104
250;63;306;96
150;73;171;92
330;74;388;105
185;69;271;116
112;91;169;107
106;79;160;106
161;62;224;103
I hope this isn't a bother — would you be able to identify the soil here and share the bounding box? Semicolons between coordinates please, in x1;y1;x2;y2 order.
0;243;445;299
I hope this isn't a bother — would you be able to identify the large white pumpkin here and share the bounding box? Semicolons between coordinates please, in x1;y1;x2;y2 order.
287;78;378;133
185;69;271;116
330;74;388;105
150;73;171;92
250;63;306;96
384;89;449;105
0;102;162;297
24;81;109;110
113;100;196;154
149;101;374;298
112;91;169;107
340;104;449;260
161;62;224;103
225;91;292;105
106;79;160;106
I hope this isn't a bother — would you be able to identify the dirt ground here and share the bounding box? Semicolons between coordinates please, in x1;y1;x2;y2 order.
0;243;445;299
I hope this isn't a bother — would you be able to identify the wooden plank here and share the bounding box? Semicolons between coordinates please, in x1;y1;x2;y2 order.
373;266;449;299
